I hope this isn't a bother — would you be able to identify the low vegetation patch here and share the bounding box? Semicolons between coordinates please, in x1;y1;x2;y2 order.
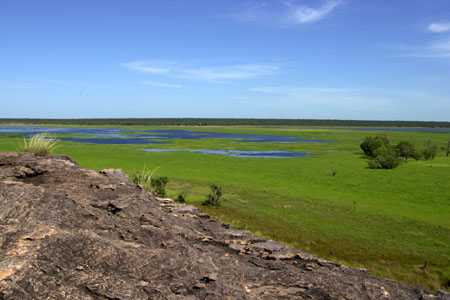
446;140;450;157
151;176;169;197
202;184;223;207
131;167;169;197
175;192;187;203
21;134;56;156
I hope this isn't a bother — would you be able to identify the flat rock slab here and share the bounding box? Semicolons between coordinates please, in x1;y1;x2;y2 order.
0;153;448;300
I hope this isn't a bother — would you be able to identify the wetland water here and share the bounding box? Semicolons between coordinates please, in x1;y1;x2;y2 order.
0;125;314;158
143;148;307;158
0;126;322;144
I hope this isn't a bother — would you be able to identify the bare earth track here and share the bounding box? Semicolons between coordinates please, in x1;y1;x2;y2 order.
0;153;448;299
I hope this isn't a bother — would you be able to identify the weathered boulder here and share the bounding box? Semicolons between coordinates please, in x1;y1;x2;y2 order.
0;153;448;299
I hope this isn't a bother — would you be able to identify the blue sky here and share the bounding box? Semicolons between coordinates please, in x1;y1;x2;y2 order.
1;0;450;121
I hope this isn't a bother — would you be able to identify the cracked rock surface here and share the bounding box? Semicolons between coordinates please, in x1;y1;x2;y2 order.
0;152;448;299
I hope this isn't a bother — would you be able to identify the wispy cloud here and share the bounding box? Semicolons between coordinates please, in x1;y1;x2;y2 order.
428;22;450;33
287;0;342;24
123;61;279;81
121;61;171;74
250;86;351;95
180;64;278;80
393;39;450;58
231;0;342;26
140;81;183;89
429;40;450;57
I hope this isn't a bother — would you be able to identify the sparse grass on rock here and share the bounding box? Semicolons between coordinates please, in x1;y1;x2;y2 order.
21;134;56;156
131;167;157;191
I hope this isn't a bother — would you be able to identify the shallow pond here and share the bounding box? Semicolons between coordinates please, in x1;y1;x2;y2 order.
144;148;307;158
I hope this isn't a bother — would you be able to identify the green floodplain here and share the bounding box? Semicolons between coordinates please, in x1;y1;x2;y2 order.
1;124;449;290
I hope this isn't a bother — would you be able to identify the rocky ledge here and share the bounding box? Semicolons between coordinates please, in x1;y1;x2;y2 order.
0;153;448;299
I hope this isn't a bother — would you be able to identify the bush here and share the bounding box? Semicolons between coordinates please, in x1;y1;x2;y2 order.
150;176;169;197
395;141;416;160
202;184;223;207
422;140;438;160
360;135;390;158
22;134;56;156
176;192;187;203
367;145;401;169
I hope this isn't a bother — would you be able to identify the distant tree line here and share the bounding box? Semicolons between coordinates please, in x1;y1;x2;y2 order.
360;136;440;169
1;118;450;128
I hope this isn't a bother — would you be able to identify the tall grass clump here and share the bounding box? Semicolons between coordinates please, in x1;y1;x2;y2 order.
22;134;56;156
131;167;158;191
131;167;169;197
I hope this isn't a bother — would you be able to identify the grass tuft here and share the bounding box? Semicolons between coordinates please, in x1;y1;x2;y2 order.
21;134;57;156
131;167;158;191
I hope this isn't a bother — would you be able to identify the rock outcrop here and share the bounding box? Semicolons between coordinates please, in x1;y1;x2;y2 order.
0;152;448;299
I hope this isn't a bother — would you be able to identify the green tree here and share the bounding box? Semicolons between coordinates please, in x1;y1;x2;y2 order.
446;140;450;157
360;135;390;158
421;140;438;160
395;141;416;160
368;145;401;169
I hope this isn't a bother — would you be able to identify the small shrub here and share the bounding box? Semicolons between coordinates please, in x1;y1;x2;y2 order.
176;192;187;203
22;134;56;156
329;168;337;177
421;140;438;160
150;176;169;197
202;184;223;207
360;135;390;158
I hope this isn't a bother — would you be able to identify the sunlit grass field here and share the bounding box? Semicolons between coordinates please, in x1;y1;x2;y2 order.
1;125;449;290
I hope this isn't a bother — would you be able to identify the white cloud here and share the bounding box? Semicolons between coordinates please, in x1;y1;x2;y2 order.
122;61;170;74
287;0;342;24
123;61;279;81
428;22;450;33
230;0;342;26
181;64;278;81
230;2;272;23
140;81;183;89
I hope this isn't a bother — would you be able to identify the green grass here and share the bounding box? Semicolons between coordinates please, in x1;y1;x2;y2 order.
1;126;449;290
